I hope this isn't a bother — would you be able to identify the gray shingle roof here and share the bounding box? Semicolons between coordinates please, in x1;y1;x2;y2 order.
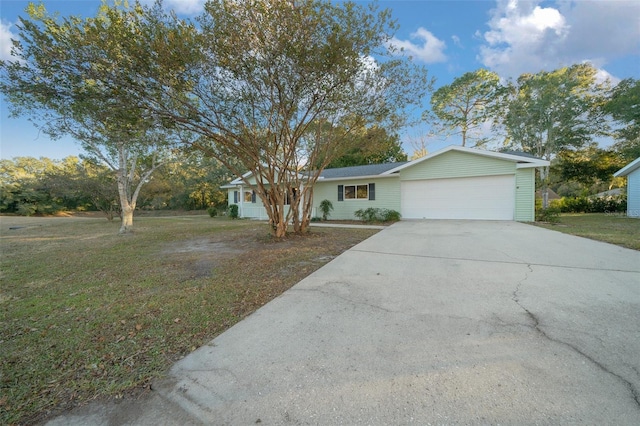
318;162;408;179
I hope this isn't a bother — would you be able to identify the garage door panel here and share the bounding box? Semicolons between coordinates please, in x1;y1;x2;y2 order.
401;175;515;220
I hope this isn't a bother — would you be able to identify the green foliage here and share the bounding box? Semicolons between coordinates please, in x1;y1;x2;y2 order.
552;145;626;189
354;207;401;223
0;2;179;232
604;78;640;161
550;195;627;213
228;204;239;219
318;199;334;221
535;206;561;223
207;206;218;217
321;125;408;168
382;209;402;222
504;63;609;159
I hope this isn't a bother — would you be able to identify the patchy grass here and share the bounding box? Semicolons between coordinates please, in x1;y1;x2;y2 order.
533;213;640;250
0;215;378;425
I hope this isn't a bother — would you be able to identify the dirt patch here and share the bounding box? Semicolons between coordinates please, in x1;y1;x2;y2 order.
163;239;245;255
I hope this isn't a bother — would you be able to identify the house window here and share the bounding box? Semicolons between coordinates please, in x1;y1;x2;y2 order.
338;183;375;201
244;190;257;203
345;184;368;200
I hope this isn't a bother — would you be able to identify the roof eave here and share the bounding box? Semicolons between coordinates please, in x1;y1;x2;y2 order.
317;173;400;182
383;145;549;174
614;157;640;177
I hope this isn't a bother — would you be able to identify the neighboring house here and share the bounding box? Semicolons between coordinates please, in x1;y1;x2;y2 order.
613;157;640;218
535;188;561;201
222;145;550;222
593;188;624;198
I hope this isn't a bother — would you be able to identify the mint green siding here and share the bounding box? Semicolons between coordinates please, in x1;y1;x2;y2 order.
627;169;640;218
312;177;401;220
515;168;535;221
400;151;516;181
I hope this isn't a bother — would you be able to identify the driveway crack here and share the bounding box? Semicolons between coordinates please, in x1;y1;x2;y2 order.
293;285;396;314
513;265;640;410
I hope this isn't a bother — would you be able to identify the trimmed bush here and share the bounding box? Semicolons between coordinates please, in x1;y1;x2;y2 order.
354;207;401;223
536;206;561;223
228;204;239;219
207;206;218;217
551;195;627;213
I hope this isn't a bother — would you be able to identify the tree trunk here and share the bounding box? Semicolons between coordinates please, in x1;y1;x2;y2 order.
541;165;550;209
116;169;135;234
120;205;134;234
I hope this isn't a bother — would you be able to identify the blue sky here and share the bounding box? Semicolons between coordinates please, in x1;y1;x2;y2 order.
1;0;639;160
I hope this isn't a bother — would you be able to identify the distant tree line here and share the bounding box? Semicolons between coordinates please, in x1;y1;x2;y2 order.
0;154;232;217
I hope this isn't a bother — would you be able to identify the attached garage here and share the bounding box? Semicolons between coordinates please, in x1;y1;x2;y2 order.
401;174;515;220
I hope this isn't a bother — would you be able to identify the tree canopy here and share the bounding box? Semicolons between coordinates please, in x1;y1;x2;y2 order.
604;78;640;160
317;125;407;169
0;1;179;233
88;0;430;237
426;68;506;147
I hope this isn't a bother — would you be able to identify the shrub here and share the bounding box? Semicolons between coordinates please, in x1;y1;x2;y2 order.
228;204;239;219
536;206;561;223
553;195;627;213
382;209;401;222
318;199;334;221
354;207;378;222
354;207;401;223
207;206;218;217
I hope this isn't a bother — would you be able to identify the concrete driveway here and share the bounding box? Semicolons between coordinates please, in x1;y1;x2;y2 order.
49;220;640;425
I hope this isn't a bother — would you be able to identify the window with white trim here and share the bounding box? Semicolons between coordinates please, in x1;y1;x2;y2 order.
345;184;368;199
338;183;375;201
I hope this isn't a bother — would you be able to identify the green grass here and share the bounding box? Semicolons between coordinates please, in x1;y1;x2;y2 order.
533;213;640;250
0;215;378;425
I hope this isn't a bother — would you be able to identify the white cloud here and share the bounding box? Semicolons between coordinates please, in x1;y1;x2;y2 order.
593;67;620;86
451;35;462;48
390;27;447;63
479;0;569;76
0;21;17;62
478;0;640;78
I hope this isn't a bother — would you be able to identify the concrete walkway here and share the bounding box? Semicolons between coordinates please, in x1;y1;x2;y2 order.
47;220;640;425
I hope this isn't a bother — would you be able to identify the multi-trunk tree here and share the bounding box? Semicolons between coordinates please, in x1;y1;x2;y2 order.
98;0;429;238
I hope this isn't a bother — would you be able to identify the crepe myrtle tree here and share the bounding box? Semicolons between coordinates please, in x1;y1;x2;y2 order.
89;0;431;238
0;1;180;233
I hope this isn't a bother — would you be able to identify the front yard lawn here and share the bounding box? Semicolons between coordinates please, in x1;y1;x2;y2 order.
533;213;640;250
0;215;378;425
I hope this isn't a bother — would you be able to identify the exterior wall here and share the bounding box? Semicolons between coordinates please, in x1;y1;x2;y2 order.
312;177;401;220
514;168;535;221
227;187;283;219
399;150;516;181
628;169;640;218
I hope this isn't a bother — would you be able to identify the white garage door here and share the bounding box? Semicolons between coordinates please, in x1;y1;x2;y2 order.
401;174;515;220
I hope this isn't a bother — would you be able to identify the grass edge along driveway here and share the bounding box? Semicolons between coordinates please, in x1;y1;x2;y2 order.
532;213;639;251
0;215;379;425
